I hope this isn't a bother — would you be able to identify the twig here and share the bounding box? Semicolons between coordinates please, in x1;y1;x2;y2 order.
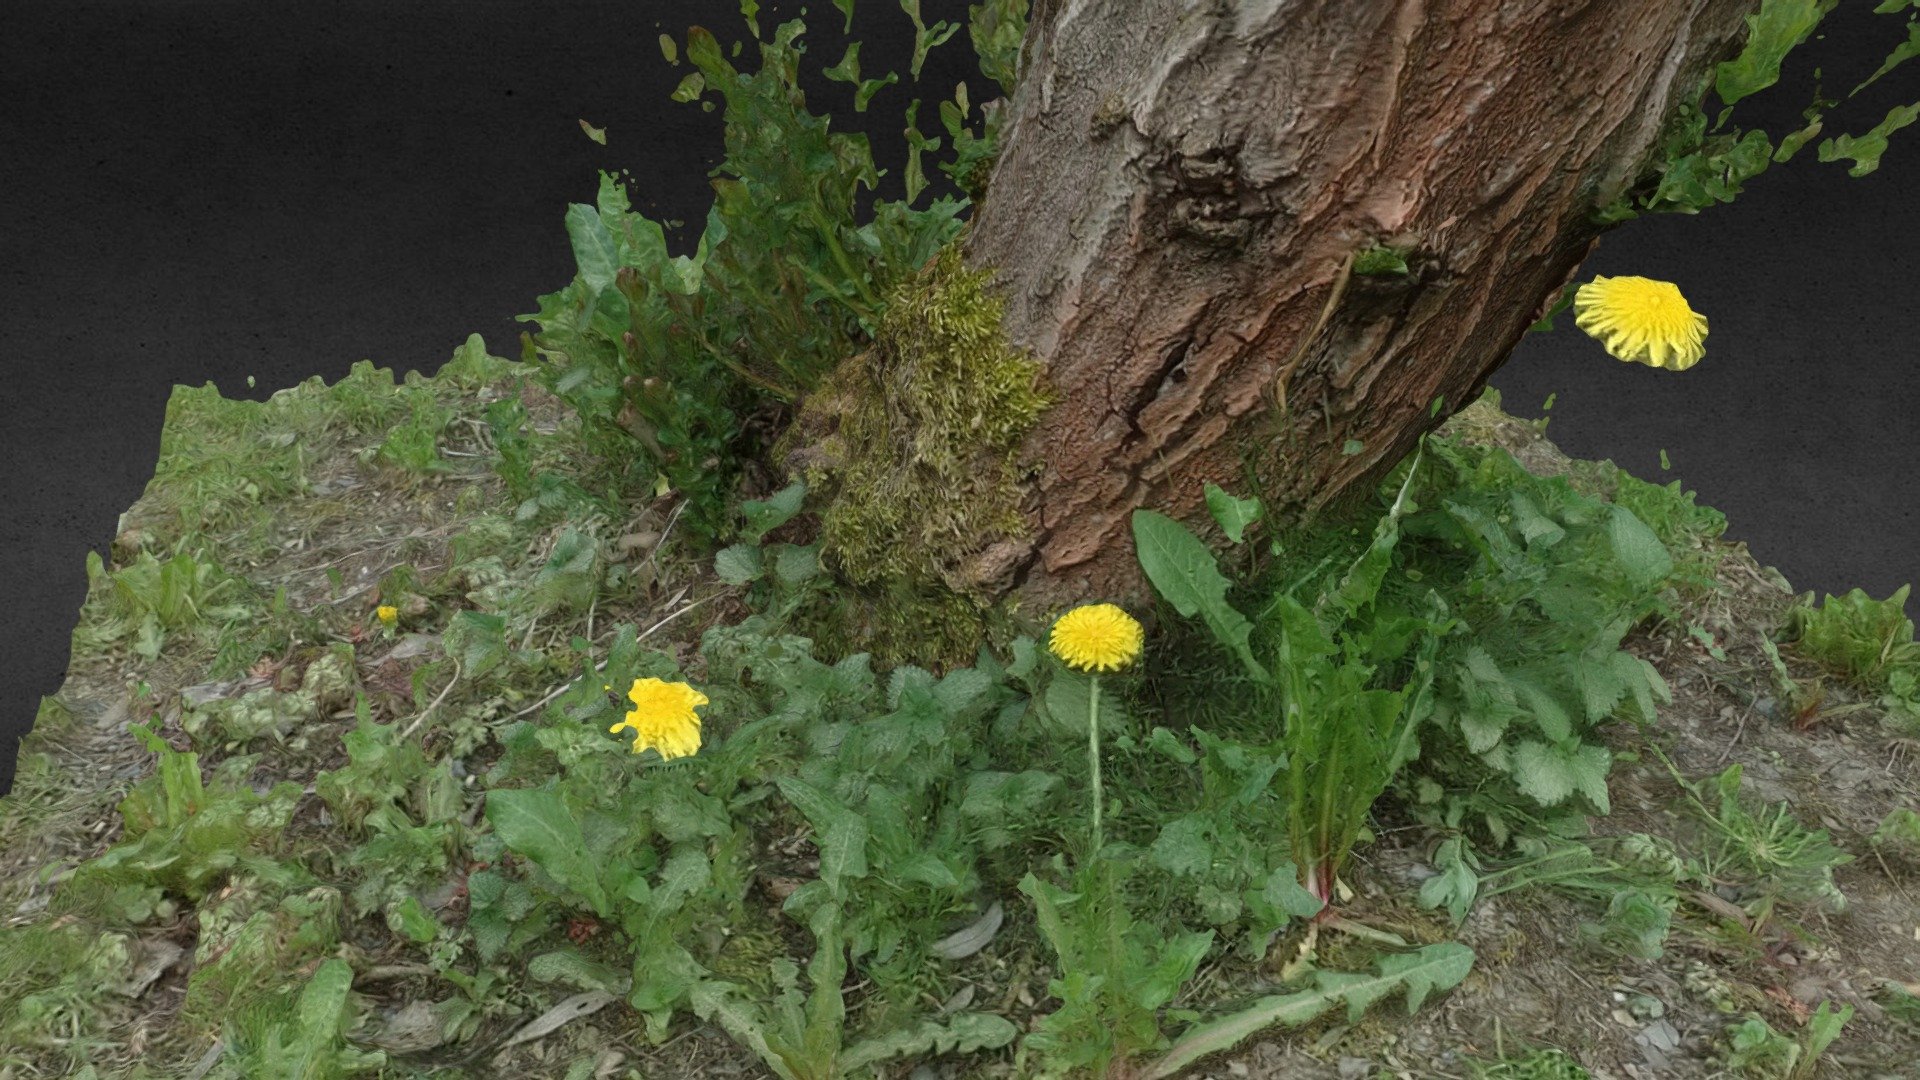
1268;250;1356;420
359;962;439;981
509;596;714;720
400;658;462;741
1715;699;1756;766
184;1040;225;1080
650;499;688;572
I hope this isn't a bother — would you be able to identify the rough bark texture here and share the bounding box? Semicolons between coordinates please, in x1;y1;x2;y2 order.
965;0;1755;604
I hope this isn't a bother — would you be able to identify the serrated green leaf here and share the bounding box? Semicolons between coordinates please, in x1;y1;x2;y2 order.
714;544;763;585
1148;943;1472;1079
1511;740;1611;812
1131;509;1265;680
485;788;610;915
772;543;821;584
841;1012;1019;1070
775;777;868;890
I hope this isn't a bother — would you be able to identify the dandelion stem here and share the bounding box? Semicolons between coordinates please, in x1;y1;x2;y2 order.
1088;672;1103;856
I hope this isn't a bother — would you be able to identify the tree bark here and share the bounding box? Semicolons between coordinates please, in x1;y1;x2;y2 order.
965;0;1755;604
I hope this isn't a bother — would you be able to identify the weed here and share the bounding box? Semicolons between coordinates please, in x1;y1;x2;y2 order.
1662;755;1851;913
1722;1001;1852;1079
1780;584;1920;728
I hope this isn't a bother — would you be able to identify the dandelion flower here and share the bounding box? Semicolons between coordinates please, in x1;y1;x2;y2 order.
375;605;399;626
608;677;707;760
1573;275;1708;371
1049;603;1144;673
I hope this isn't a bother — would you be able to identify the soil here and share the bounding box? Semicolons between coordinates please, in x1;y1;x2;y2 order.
3;391;1915;1080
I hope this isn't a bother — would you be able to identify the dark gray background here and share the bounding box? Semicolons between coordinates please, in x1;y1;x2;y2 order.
1;1;1914;795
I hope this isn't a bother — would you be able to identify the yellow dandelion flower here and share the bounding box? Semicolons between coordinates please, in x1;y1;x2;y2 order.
375;605;399;626
1573;275;1708;371
608;677;707;760
1049;603;1144;673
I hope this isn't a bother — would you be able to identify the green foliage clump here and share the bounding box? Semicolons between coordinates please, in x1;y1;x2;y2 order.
0;921;130;1068
77;545;256;662
1399;439;1675;845
799;244;1049;662
520;12;993;543
1599;0;1915;219
63;721;302;911
1722;1001;1852;1079
1673;760;1851;913
1779;582;1920;725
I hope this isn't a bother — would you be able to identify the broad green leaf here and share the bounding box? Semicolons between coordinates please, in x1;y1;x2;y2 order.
1805;1001;1854;1058
564;204;619;298
1606;505;1673;586
1351;246;1408;275
1204;483;1263;544
775;777;868;889
292;957;357;1046
1017;872;1080;968
1715;0;1836;107
714;543;763;585
1510;740;1611;813
485;788;610;915
742;480;807;540
1250;863;1324;921
1131;509;1265;680
1149;815;1212;877
772;543;821;584
892;851;961;889
389;895;440;944
1135;929;1215;1010
653;847;713;912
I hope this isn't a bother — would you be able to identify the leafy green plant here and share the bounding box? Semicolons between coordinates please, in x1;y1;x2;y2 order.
1595;0;1916;221
1399;438;1675;846
1017;860;1213;1078
1723;1001;1852;1079
217;958;386;1079
78;546;255;660
520;7;989;542
1134;441;1449;905
1420;833;1684;960
63;720;302;910
1871;805;1920;864
1780;584;1920;726
1668;759;1851;912
371;396;451;477
714;480;832;618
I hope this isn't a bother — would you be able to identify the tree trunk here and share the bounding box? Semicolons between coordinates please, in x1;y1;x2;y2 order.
965;0;1754;604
